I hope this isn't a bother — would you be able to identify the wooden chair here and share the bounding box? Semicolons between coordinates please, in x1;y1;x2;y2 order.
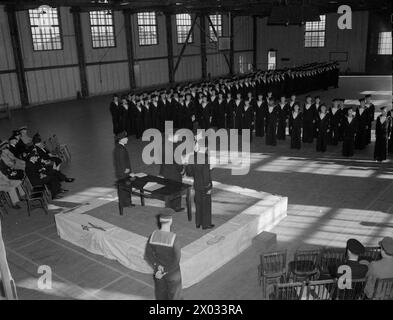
360;246;381;262
22;176;51;203
370;278;393;300
0;103;11;120
20;176;49;216
334;278;366;300
273;281;305;300
319;247;346;278
258;250;287;299
304;279;337;300
288;248;321;282
59;144;71;163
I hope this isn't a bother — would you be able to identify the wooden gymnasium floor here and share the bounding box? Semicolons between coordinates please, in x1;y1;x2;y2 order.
0;75;392;300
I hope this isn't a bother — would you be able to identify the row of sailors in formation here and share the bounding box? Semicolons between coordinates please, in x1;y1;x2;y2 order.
109;61;340;136
110;90;392;161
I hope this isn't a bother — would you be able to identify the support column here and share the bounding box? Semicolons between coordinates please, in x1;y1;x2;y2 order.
71;7;89;97
253;15;257;71
6;5;28;106
229;14;234;75
165;12;175;84
199;13;207;80
123;9;136;89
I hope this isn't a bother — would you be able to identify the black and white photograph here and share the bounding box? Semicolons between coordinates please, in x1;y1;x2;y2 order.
0;0;392;306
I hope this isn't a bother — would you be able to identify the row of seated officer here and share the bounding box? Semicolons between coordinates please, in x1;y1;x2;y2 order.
320;237;393;299
0;127;75;207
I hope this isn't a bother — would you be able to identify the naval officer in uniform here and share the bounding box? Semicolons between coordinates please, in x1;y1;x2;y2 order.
145;213;183;300
185;133;214;230
159;133;185;212
113;131;135;215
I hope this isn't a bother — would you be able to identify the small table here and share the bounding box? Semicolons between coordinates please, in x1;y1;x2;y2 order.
129;175;192;221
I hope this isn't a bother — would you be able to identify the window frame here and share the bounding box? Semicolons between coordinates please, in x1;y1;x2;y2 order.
89;10;117;49
28;7;63;52
377;31;392;55
137;12;159;47
304;15;326;48
176;13;193;44
208;14;223;43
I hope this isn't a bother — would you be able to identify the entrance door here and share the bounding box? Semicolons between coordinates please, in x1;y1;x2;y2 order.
268;50;277;70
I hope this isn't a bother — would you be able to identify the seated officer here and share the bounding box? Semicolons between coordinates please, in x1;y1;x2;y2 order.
330;238;368;299
0;144;24;181
145;213;182;300
332;238;368;280
25;150;63;199
364;237;393;299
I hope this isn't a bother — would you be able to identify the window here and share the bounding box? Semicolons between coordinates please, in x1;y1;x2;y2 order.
176;13;193;44
28;7;62;51
89;11;116;48
378;32;392;55
209;14;222;42
304;15;326;48
137;12;158;46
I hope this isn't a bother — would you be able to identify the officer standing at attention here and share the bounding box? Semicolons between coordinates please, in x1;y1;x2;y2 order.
113;131;135;215
185;133;214;230
145;213;183;300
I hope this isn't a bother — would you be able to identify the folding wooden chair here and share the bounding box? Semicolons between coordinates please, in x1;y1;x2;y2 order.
288;248;322;282
319;247;346;278
258;250;287;299
360;246;381;262
20;176;49;216
59;144;71;163
304;279;337;300
370;278;393;300
335;278;366;300
23;176;51;203
273;281;305;300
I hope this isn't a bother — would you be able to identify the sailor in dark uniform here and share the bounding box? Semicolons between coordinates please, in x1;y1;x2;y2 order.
185;135;214;230
159;134;185;211
342;107;358;157
109;94;120;134
113;131;135;215
374;107;391;162
145;213;183;300
365;94;375;145
355;99;369;150
328;99;342;146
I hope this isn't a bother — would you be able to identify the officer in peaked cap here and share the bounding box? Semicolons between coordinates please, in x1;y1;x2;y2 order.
145;212;183;300
329;238;369;284
113;131;135;215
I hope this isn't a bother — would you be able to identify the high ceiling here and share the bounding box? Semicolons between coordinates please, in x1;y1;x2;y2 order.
4;0;392;15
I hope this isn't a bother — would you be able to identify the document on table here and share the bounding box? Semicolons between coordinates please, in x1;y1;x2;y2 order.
144;182;164;192
131;172;147;178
